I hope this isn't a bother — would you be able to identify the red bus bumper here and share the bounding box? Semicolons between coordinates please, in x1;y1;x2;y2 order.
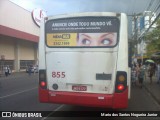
39;87;128;109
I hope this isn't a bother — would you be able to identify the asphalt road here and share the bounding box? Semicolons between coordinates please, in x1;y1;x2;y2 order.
0;73;60;112
0;72;160;120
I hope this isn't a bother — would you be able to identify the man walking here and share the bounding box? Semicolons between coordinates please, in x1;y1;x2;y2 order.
28;65;32;76
4;66;9;77
138;64;145;88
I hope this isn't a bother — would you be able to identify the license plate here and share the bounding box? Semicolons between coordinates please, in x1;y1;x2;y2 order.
72;86;87;91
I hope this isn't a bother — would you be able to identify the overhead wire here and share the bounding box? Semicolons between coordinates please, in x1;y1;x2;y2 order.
146;0;155;11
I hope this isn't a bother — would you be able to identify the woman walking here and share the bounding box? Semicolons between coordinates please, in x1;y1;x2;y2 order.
138;64;145;88
148;64;154;84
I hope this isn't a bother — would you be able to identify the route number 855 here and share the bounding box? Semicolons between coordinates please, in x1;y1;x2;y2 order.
52;71;65;78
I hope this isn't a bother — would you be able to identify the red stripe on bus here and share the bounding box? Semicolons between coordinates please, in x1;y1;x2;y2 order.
39;88;49;102
113;87;128;109
39;87;128;108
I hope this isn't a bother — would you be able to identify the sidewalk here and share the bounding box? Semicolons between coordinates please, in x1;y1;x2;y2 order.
0;71;24;77
0;71;38;80
143;75;160;105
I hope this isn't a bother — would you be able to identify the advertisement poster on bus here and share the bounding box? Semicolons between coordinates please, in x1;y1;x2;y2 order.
45;17;119;47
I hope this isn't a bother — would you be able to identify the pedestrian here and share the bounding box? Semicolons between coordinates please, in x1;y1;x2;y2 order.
135;63;140;85
148;64;154;84
157;62;160;84
4;66;9;77
131;68;136;86
138;64;145;88
8;66;11;75
28;65;32;76
152;63;156;76
33;65;36;75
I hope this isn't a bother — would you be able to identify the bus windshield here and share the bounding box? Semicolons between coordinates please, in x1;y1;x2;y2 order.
45;17;119;48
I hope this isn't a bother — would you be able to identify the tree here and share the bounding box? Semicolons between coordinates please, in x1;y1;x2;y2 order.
144;18;160;57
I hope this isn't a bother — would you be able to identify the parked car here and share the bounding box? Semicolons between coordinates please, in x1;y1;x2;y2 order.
26;65;38;73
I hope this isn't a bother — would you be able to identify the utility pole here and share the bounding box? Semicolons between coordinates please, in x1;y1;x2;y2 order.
130;12;144;64
129;12;151;64
133;13;138;55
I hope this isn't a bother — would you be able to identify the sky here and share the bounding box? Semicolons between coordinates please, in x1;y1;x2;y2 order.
10;0;151;16
9;0;153;38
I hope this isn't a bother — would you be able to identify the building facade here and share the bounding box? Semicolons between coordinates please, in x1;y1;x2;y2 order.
0;0;39;73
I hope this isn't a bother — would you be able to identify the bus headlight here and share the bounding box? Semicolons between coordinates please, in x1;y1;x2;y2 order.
118;75;125;82
117;84;125;91
39;69;47;89
40;81;46;87
115;71;127;93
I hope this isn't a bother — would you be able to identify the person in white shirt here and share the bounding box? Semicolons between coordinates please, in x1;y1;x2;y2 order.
33;66;36;75
4;66;9;77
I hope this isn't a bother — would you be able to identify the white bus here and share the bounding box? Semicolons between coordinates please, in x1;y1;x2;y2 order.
38;12;131;109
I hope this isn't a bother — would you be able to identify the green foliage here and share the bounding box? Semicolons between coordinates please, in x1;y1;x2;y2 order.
144;18;160;57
